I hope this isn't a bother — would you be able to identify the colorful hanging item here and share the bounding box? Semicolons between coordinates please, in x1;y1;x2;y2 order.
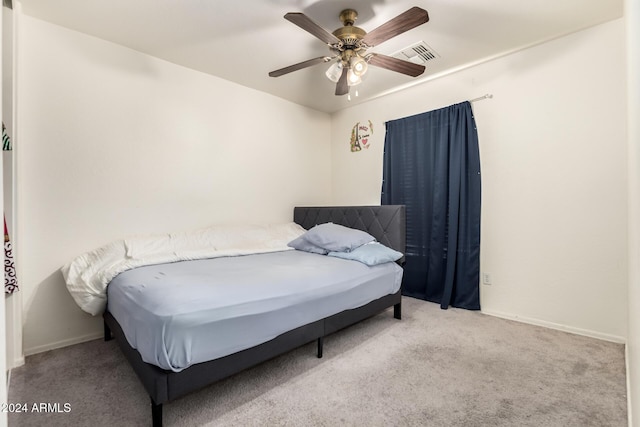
2;123;16;293
5;217;18;294
349;120;373;152
3;122;12;151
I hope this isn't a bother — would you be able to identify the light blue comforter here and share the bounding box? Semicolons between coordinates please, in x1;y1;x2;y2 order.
107;250;403;371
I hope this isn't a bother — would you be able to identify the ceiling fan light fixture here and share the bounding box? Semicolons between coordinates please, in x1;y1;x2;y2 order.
325;61;344;83
350;56;368;77
269;7;430;97
347;68;362;86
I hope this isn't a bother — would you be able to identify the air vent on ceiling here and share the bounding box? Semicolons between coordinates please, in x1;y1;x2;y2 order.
391;41;439;65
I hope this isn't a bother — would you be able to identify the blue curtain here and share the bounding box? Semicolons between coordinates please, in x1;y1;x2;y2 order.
381;101;481;310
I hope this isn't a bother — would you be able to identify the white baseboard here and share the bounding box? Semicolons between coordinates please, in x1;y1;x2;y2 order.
10;355;25;369
24;331;103;357
481;309;627;344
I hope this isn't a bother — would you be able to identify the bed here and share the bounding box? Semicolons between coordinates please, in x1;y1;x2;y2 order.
98;205;406;426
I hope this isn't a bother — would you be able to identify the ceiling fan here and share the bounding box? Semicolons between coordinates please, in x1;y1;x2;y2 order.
268;7;430;96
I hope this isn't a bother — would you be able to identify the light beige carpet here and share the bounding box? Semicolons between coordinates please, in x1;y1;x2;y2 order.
9;297;627;426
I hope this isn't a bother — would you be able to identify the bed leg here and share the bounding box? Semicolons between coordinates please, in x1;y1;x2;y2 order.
317;337;324;359
104;321;113;342
394;302;402;320
151;399;163;427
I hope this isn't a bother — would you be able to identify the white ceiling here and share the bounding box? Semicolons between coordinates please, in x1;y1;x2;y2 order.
21;0;623;113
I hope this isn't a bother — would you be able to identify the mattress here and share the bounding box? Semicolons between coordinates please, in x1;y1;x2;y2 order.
106;250;403;372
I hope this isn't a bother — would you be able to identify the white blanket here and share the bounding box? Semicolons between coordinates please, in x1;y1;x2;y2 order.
61;222;306;316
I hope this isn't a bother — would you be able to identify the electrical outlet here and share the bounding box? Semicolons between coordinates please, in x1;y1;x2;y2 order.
482;272;492;285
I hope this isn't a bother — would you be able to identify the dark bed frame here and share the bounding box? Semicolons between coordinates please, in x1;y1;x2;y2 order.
103;205;406;426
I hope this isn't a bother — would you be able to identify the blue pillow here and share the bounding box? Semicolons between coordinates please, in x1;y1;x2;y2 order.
301;223;375;252
328;242;403;266
287;235;329;255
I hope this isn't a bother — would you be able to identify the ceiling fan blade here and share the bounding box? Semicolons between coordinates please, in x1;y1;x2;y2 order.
367;53;425;77
361;7;429;47
284;12;341;45
335;67;349;96
269;56;331;77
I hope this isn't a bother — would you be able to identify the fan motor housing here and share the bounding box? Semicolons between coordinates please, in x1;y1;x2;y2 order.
332;26;366;49
332;8;366;50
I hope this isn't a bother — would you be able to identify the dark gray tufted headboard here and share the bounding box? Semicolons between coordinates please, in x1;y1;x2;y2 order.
293;205;406;259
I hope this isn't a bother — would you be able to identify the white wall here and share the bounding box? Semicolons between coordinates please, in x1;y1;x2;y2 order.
16;16;332;355
2;7;12;227
625;0;639;423
331;19;627;341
